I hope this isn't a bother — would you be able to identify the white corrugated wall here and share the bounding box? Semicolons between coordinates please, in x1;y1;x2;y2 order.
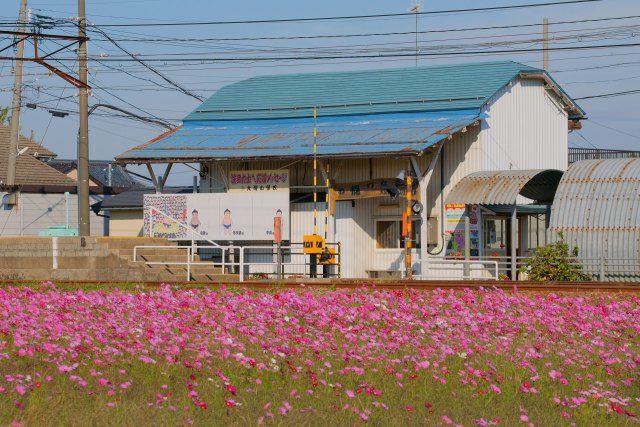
479;79;568;172
0;193;109;236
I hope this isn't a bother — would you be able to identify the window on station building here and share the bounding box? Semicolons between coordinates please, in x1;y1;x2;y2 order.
375;219;421;249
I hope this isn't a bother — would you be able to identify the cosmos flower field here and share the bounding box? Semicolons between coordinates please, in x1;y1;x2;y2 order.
0;283;638;426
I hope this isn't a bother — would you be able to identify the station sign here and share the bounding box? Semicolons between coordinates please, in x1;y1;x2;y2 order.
303;234;325;254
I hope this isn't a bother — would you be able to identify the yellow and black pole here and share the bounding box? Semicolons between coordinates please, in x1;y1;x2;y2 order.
310;107;319;277
303;107;328;278
405;170;413;279
313;107;318;236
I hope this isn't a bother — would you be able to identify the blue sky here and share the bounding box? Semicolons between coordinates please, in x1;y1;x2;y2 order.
1;0;638;184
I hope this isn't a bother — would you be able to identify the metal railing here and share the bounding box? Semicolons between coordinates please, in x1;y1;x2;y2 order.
417;255;640;282
416;257;500;280
132;241;341;282
238;243;341;281
568;148;640;164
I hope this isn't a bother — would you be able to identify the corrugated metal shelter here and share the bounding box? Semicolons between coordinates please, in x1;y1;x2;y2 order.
446;169;563;205
550;159;640;281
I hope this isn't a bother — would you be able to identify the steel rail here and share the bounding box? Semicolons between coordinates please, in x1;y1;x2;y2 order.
1;280;639;293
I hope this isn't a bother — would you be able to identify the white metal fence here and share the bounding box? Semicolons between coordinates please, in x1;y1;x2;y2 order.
416;255;640;282
132;242;341;282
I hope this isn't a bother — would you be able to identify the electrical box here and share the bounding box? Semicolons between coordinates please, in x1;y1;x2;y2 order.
317;247;336;265
3;192;18;206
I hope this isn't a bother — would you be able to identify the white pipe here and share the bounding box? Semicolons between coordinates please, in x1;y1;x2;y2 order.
419;140;446;265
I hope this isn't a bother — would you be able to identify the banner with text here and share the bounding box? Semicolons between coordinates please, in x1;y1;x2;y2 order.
228;170;289;192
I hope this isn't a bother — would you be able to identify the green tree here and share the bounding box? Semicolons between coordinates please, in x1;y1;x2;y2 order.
0;106;9;126
521;234;591;281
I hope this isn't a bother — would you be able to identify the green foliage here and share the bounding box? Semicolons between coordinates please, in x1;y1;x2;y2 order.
0;106;9;126
521;235;591;282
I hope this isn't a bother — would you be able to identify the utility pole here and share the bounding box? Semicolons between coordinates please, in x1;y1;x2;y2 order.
543;17;549;71
410;3;422;67
6;0;27;187
77;0;90;236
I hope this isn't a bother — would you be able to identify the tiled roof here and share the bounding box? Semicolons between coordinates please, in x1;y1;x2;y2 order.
0;143;75;187
0;125;57;159
99;187;192;209
47;159;146;188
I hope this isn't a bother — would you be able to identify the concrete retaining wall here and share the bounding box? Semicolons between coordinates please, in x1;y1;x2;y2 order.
0;237;170;282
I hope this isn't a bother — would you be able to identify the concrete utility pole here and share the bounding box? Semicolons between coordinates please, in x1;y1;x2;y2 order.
6;0;28;187
543;17;549;71
77;0;90;236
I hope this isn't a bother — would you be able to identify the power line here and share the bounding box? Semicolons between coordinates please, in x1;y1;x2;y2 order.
574;88;640;99
81;24;205;102
83;26;640;57
588;119;640;140
39;41;639;62
90;14;640;43
573;132;600;149
76;0;605;27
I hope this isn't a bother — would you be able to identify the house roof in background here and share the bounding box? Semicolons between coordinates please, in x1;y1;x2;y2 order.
47;159;148;188
0;146;75;187
0;125;57;159
99;187;192;210
185;61;584;121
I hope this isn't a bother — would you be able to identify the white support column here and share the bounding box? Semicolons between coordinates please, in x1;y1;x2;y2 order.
511;207;518;279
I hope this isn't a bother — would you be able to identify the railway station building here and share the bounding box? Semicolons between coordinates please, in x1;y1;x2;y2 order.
117;61;586;279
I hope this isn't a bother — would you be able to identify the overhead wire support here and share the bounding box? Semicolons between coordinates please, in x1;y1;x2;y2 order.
0;30;89;89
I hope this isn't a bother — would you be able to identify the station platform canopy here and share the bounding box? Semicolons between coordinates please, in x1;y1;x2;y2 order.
118;110;486;163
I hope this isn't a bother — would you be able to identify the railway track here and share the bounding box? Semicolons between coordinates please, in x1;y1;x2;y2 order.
2;279;639;293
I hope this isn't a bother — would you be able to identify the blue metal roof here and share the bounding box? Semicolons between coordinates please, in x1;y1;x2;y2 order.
185;61;582;121
119;110;485;162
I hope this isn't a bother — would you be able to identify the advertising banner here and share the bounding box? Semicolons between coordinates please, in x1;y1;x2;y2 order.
144;191;289;241
444;204;480;257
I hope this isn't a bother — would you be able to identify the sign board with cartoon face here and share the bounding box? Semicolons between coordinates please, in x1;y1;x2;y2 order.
144;191;289;241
